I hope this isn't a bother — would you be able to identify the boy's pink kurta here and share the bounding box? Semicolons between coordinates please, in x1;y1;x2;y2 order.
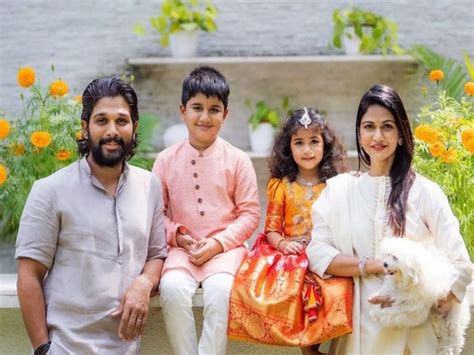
152;137;260;281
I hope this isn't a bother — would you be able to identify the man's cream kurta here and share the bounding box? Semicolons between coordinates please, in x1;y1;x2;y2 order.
16;158;167;354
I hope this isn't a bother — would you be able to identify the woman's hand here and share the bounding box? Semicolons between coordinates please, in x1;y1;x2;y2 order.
279;240;304;255
368;295;393;308
436;291;459;317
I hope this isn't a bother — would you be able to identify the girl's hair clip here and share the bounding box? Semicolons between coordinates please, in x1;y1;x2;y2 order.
298;107;312;129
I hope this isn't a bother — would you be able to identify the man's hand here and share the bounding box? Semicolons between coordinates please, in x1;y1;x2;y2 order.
176;233;198;252
189;239;223;266
368;295;393;308
110;275;153;341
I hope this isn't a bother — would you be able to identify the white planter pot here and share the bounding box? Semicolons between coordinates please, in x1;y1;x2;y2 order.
163;124;188;148
169;30;199;58
342;26;362;55
249;123;274;154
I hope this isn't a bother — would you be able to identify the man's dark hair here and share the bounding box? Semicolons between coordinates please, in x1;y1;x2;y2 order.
181;66;230;109
77;77;139;159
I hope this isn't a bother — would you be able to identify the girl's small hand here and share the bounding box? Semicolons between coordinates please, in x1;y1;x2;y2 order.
281;240;304;255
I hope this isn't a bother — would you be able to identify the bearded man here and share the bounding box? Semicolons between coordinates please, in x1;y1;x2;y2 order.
15;77;167;354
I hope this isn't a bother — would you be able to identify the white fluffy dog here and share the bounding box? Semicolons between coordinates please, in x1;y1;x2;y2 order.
369;237;470;355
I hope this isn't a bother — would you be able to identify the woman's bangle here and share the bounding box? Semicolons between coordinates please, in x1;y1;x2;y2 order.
276;238;287;251
358;256;369;277
34;341;51;355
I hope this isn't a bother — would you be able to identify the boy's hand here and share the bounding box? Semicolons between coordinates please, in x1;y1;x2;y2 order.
176;233;197;252
189;239;223;266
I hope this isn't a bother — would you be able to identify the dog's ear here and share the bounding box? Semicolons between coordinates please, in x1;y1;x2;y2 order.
398;257;420;288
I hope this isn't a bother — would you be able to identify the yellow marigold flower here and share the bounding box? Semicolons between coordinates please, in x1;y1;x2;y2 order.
10;142;25;156
464;82;474;96
429;69;444;81
461;128;474;154
75;131;84;141
429;141;446;157
50;79;69;97
73;95;83;104
31;131;52;148
414;124;439;144
0;164;7;185
17;67;36;88
440;148;457;164
0;118;11;139
56;149;71;161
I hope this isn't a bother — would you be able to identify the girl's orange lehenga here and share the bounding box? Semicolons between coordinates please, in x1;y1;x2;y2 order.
228;178;353;346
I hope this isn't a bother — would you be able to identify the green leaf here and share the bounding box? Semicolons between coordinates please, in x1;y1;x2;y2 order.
132;23;146;36
464;51;474;80
160;34;170;47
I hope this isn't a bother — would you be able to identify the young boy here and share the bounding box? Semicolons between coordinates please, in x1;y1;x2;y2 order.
152;66;260;355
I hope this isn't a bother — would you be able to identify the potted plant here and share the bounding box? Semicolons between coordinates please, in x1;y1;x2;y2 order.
247;97;289;154
145;0;218;57
332;7;403;55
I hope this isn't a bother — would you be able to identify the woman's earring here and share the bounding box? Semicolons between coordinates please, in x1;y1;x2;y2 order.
398;138;403;146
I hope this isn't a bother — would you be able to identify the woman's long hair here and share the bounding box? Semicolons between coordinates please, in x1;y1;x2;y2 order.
356;84;415;236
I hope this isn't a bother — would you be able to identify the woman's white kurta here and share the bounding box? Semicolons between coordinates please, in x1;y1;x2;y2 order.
307;173;472;355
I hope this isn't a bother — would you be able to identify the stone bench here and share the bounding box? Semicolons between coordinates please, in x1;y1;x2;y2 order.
2;273;473;354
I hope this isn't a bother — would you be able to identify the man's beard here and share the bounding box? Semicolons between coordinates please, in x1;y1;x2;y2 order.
89;134;132;167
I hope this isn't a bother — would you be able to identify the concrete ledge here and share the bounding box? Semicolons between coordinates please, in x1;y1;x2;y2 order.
3;273;473;308
0;274;205;308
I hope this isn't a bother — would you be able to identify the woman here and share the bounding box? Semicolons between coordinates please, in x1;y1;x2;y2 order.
306;84;472;354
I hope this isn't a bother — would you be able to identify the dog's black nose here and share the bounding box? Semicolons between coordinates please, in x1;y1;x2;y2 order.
383;262;388;268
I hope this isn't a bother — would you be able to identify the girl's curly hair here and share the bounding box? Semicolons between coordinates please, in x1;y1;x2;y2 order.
269;107;349;182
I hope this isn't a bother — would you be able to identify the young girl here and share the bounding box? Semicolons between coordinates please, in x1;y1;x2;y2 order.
228;107;353;353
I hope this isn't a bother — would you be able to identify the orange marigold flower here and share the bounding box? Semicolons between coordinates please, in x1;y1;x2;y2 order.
31;131;52;148
17;67;36;88
75;131;84;141
56;149;71;161
73;95;83;104
464;82;474;96
429;69;444;81
0;164;7;185
429;141;446;157
440;148;457;164
10;142;25;156
414;124;439;144
461;128;474;154
0;118;11;139
50;79;69;97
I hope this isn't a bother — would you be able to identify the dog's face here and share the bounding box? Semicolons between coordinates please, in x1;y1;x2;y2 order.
381;239;423;290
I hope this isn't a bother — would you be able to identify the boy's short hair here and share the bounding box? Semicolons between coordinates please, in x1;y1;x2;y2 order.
181;66;230;109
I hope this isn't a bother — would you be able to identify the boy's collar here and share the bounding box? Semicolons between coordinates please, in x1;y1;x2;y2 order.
186;137;220;157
